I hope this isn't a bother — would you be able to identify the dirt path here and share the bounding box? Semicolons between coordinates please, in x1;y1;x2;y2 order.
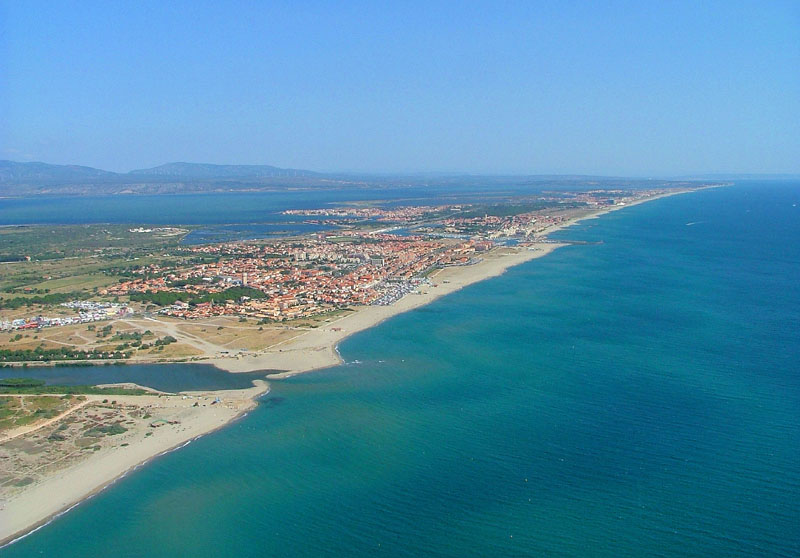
0;396;91;443
119;318;229;356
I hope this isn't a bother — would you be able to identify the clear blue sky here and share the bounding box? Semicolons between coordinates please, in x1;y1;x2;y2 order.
1;1;798;175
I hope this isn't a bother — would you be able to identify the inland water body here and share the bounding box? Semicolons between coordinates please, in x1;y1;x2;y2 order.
1;185;551;243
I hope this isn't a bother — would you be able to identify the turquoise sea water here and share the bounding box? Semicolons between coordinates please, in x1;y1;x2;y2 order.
3;182;799;556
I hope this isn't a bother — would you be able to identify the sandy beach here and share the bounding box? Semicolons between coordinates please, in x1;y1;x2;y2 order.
0;381;268;547
210;243;563;377
208;188;708;376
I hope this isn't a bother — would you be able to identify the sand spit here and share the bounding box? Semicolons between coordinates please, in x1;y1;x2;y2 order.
0;381;268;547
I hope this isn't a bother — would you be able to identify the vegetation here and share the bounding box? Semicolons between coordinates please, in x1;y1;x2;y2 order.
154;335;177;346
167;277;210;287
0;346;131;363
0;291;82;309
0;395;74;430
129;286;268;306
0;224;190;261
0;378;46;388
0;380;147;395
85;423;128;437
112;331;147;341
0;225;199;307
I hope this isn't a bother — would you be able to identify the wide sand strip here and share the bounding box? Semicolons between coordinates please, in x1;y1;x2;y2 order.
209;190;707;376
211;243;563;377
212;187;712;376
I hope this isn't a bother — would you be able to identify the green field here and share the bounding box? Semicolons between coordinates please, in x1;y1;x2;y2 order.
0;224;196;305
0;394;75;430
0;378;148;396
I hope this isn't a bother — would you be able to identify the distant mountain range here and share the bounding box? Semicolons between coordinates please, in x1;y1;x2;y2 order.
128;162;319;179
0;160;334;195
1;160;317;182
0;159;737;197
0;160;119;182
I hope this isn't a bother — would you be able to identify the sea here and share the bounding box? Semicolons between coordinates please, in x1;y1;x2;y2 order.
1;181;799;556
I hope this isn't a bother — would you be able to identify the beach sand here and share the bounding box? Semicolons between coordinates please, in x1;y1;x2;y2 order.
207;187;712;377
210;243;564;377
0;381;268;547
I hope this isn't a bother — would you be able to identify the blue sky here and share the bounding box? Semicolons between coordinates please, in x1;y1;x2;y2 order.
1;1;798;175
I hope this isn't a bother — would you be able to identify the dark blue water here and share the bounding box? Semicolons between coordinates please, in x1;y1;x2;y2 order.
0;186;548;226
0;187;554;243
3;182;799;556
0;363;266;393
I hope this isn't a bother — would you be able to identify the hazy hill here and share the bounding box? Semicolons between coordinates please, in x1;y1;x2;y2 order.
0;159;715;196
0;160;118;182
0;160;329;195
0;160;318;182
128;162;318;179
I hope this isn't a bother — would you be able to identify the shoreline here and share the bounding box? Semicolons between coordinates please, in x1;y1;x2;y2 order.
0;188;710;377
207;186;709;377
0;380;269;547
247;243;562;379
0;186;713;546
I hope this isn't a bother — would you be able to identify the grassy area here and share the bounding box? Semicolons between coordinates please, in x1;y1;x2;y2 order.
85;422;128;437
0;394;77;430
0;346;133;363
176;319;295;351
0;383;148;396
0;224;191;261
0;224;196;301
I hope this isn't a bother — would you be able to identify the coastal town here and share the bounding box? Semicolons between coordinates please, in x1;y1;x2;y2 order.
93;190;640;321
101;233;487;320
0;187;689;355
2;2;784;553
